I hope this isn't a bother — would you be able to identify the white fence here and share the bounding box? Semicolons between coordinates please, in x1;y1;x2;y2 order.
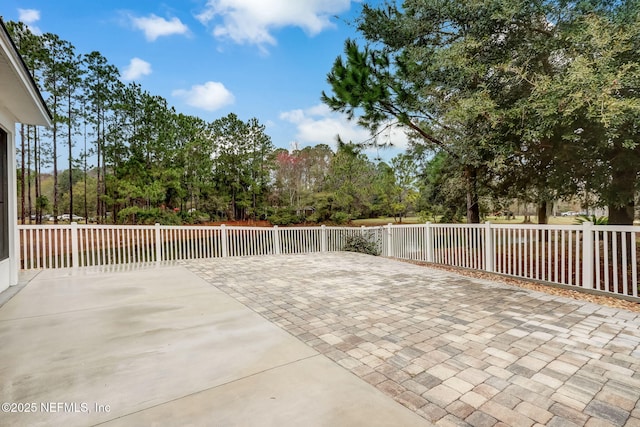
17;222;639;300
17;223;379;267
384;222;639;299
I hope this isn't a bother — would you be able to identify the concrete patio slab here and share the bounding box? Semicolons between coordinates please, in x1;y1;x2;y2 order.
0;264;430;426
103;355;428;427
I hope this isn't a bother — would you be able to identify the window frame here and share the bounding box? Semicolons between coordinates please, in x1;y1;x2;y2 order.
0;128;8;261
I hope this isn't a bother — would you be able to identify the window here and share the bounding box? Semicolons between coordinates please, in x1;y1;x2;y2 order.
0;129;7;261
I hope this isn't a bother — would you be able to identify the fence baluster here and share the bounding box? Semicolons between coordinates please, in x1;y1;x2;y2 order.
582;222;594;289
632;232;638;297
622;232;628;295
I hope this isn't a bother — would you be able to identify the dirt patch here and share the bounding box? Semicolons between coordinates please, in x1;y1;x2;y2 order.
200;220;273;227
399;259;640;313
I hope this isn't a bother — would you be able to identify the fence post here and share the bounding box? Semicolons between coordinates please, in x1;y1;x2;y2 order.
273;225;281;254
155;223;162;263
386;223;393;257
221;224;228;257
484;221;494;273
582;221;594;289
321;225;327;252
71;222;79;268
425;222;434;263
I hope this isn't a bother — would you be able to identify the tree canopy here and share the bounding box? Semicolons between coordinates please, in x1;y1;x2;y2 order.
323;0;640;224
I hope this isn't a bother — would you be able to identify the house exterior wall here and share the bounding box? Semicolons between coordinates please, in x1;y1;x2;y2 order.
0;109;17;292
0;19;51;292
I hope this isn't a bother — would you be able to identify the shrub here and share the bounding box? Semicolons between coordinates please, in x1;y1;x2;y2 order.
342;233;381;256
180;210;210;224
269;209;301;226
117;207;182;225
331;211;350;225
306;212;321;223
575;214;608;225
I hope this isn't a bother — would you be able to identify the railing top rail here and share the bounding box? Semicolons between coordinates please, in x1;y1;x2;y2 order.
428;223;485;229
17;222;640;232
490;223;640;232
17;224;56;230
488;223;583;230
18;223;157;230
592;224;640;232
268;226;322;231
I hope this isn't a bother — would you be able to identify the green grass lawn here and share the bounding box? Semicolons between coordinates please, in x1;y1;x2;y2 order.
351;216;422;226
485;215;578;225
352;215;580;226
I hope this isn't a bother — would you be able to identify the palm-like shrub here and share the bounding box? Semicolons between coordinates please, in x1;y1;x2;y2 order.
574;214;608;225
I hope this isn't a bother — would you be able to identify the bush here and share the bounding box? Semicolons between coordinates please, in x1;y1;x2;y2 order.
331;211;350;225
269;209;301;226
180;210;210;224
306;212;321;223
117;207;182;225
342;233;380;256
575;214;608;225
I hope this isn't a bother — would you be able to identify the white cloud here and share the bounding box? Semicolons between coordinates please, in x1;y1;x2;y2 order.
121;58;152;81
196;0;352;50
18;8;42;35
374;122;411;150
280;104;411;151
280;104;369;146
172;81;235;111
18;8;39;22
130;14;189;41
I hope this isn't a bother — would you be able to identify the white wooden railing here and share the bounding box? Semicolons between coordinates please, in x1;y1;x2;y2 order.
383;222;639;299
17;224;379;267
17;222;639;300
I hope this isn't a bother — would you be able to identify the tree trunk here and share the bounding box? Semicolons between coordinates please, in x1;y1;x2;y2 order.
84;170;88;223
53;121;58;224
537;201;548;224
35;127;41;224
607;155;636;225
608;202;634;225
96;125;101;223
465;165;480;224
102;139;107;223
68;96;73;220
536;200;550;246
20;124;25;224
27;125;32;224
83;112;88;224
231;193;236;221
606;154;636;274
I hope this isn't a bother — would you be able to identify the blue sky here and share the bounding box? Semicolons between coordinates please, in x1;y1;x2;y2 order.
4;0;407;161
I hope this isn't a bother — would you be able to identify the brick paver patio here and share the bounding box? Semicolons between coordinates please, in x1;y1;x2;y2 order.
185;252;640;427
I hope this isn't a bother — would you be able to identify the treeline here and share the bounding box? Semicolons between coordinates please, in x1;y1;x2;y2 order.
19;141;421;225
6;21;417;225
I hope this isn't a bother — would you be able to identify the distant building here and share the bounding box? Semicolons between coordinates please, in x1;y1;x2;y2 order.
0;19;51;292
